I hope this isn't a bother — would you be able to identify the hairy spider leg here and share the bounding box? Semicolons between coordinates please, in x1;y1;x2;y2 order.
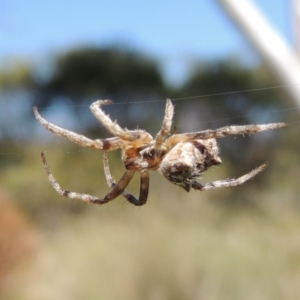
90;100;153;147
33;107;123;151
154;98;174;149
103;151;149;206
191;162;268;191
167;123;286;145
41;152;135;204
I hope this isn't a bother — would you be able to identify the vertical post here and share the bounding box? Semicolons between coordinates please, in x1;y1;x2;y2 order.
217;0;300;109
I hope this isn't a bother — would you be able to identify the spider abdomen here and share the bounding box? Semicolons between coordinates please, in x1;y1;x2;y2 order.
159;139;222;191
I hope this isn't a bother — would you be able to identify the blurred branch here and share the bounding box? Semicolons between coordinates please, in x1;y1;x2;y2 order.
217;0;300;109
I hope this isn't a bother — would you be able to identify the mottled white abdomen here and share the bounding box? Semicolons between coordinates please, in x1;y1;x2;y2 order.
159;139;222;191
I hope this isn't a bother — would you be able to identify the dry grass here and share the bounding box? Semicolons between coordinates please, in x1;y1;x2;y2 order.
5;203;300;300
2;145;300;300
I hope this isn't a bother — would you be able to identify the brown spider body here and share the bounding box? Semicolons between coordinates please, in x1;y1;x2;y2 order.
33;99;285;206
123;142;170;170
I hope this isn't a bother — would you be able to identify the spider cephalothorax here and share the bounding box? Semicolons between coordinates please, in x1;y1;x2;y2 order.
33;99;285;206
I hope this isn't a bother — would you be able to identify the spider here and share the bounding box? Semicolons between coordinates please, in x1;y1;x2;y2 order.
33;99;285;206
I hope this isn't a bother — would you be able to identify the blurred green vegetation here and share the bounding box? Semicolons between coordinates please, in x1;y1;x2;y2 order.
34;46;166;108
1;45;300;300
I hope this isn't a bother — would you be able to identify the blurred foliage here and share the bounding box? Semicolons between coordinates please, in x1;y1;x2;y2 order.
34;46;166;107
1;45;300;299
180;59;289;124
1;144;300;300
0;61;35;90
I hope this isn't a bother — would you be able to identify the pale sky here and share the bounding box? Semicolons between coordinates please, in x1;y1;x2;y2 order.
0;0;293;84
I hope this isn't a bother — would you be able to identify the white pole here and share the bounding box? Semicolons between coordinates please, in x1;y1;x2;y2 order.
217;0;300;108
292;0;300;53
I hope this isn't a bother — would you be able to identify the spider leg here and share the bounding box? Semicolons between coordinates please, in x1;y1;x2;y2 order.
154;98;174;148
41;152;134;204
191;162;268;191
103;151;149;206
33;107;123;151
90;100;153;147
90;100;125;137
167;123;286;145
